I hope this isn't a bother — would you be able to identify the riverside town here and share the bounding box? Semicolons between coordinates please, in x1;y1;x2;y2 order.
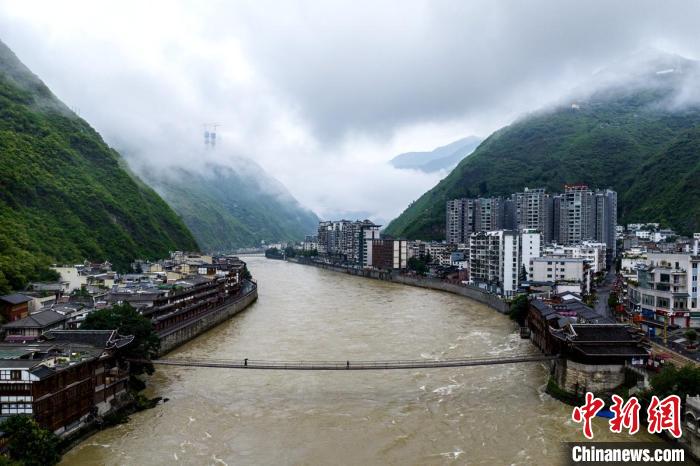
0;3;699;466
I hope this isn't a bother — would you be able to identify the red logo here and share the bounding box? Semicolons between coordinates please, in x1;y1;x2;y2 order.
572;392;605;439
572;393;682;439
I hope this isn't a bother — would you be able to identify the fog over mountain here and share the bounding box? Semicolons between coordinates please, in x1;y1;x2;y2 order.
1;0;699;222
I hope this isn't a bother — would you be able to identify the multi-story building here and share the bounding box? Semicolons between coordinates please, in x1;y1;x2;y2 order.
530;257;591;294
620;247;648;281
520;229;542;276
468;230;520;297
445;197;504;244
627;252;700;329
364;239;408;270
316;220;380;264
0;330;133;436
595;189;618;258
301;235;318;252
476;197;505;231
446;198;477;244
541;242;607;274
511;188;552;243
447;185;616;253
558;184;596;246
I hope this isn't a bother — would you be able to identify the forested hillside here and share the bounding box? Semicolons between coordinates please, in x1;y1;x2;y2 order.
0;40;198;293
385;55;700;239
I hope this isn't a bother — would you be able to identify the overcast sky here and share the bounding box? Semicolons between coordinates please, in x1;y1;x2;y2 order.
1;1;700;223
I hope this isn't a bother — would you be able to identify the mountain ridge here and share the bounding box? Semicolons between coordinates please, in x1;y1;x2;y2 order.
389;135;482;173
0;39;198;293
136;159;319;252
384;53;700;239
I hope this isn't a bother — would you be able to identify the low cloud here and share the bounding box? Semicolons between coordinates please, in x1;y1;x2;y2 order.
1;0;699;221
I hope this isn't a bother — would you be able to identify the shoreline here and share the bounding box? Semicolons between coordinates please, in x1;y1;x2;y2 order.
283;257;700;461
55;282;259;461
286;257;510;314
157;280;259;355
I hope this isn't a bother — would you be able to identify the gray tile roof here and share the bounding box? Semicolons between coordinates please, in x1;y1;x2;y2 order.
44;330;116;348
0;294;33;305
2;310;67;329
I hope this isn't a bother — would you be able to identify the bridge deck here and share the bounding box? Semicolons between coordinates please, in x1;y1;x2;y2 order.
148;354;558;370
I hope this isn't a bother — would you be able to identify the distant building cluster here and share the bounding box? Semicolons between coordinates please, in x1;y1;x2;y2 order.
443;185;617;297
446;185;617;255
315;220;409;270
0;252;247;342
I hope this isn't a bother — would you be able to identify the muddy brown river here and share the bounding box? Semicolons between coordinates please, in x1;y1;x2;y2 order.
61;256;656;465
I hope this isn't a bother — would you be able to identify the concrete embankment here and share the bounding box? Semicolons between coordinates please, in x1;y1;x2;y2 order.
288;258;509;314
158;281;258;355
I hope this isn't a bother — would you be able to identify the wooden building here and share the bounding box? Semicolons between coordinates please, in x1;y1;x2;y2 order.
0;294;32;322
0;330;133;436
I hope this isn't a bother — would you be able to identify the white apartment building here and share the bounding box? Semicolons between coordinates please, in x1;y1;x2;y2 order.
530;257;591;294
620;248;648;281
520;229;542;274
541;242;607;274
634;229;675;243
50;265;88;293
628;252;700;329
468;230;520;297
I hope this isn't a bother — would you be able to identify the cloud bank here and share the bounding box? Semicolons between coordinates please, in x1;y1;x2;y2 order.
1;0;699;221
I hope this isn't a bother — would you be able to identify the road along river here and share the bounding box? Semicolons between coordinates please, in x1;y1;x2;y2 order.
62;256;657;465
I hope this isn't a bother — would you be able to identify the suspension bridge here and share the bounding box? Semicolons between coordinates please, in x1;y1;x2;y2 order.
142;354;559;371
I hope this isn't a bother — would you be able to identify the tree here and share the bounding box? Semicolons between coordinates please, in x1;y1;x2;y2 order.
81;303;159;379
686;329;698;348
284;246;297;258
407;257;428;276
647;364;700;405
607;292;618;310
509;294;529;326
0;416;60;466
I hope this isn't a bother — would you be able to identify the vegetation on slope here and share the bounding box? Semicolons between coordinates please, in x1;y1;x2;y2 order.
385;69;700;239
141;162;319;252
0;40;198;293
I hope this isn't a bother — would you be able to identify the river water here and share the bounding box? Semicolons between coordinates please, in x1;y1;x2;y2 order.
62;256;656;465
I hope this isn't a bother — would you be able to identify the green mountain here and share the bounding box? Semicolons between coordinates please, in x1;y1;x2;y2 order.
385;53;700;239
389;136;482;173
138;160;319;252
0;40;198;293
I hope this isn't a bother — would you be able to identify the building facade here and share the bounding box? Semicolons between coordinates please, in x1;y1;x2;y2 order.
511;188;552;243
530;257;591;294
317;220;380;264
364;239;408;270
468;230;520;297
0;330;133;436
628;252;700;329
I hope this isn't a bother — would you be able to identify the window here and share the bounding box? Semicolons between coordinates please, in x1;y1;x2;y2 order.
10;371;21;381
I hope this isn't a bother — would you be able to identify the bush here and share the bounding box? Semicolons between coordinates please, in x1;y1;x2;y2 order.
508;294;529;326
81;303;159;379
0;416;60;466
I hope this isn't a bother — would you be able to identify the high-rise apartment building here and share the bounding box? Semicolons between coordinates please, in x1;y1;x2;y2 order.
468;230;520;297
511;187;552;243
476;197;505;231
446;198;477;244
317;220;380;264
595;189;618;258
559;184;596;246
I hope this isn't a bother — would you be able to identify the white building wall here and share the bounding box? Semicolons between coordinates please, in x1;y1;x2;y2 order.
520;230;541;274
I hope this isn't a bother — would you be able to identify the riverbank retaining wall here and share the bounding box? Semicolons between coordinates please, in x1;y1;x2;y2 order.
158;282;258;355
289;259;509;314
